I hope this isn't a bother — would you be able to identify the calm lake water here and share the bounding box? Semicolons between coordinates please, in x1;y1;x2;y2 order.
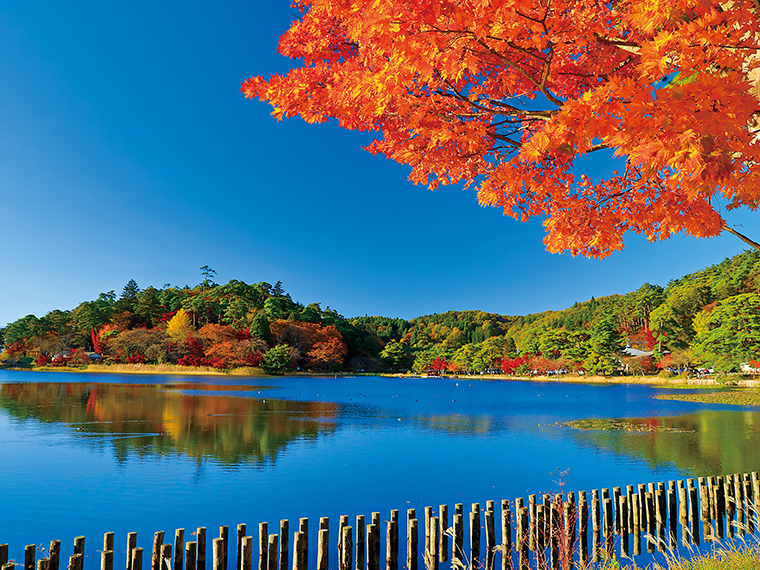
1;370;759;567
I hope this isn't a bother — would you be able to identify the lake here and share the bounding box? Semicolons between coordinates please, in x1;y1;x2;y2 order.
1;370;759;568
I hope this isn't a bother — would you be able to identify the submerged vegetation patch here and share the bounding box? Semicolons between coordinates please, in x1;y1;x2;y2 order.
653;390;760;407
559;418;695;433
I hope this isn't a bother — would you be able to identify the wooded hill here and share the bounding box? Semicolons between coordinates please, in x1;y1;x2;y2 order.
2;250;760;375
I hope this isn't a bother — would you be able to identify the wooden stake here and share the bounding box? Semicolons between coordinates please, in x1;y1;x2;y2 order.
356;515;365;570
152;532;165;570
500;500;511;570
49;542;60;570
428;517;439;570
470;510;480;570
161;545;171;570
632;494;641;557
197;529;207;570
408;520;417;570
452;514;463;565
259;524;268;570
213;539;224;570
341;528;353;570
186;543;197;570
439;506;448;564
279;522;288;570
591;490;600;564
132;549;143;570
267;536;277;570
485;509;495;570
316;530;328;570
387;518;398;570
237;527;246;570
220;528;229;570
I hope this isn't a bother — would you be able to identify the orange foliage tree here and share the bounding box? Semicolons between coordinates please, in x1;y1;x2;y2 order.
246;0;760;256
307;336;348;371
270;321;348;370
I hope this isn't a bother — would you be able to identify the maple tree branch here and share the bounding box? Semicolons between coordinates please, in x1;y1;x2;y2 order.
723;225;760;252
491;133;523;147
472;39;564;107
593;34;641;52
488;99;557;119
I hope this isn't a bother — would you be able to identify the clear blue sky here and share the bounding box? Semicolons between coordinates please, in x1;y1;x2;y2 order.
0;1;755;328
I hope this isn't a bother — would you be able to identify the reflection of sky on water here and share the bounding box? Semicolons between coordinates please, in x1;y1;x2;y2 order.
1;371;760;568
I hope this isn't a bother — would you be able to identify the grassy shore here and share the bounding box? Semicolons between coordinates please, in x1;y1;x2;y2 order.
25;363;269;376
595;544;760;569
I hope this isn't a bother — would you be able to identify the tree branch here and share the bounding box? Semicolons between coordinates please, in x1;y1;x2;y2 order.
723;225;760;251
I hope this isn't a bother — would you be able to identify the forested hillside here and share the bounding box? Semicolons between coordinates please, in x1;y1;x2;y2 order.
2;251;760;375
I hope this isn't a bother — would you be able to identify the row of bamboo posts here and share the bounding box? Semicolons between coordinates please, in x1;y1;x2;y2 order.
2;472;759;570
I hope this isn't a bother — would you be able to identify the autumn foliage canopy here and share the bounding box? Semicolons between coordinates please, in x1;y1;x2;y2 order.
245;0;760;256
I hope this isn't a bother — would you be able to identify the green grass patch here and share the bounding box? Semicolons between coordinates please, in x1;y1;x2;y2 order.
653;390;760;407
558;418;694;433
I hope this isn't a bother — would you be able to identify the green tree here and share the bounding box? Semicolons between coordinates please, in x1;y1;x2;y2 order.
451;343;479;373
250;312;273;345
582;316;625;375
441;327;466;350
70;292;116;346
379;340;409;369
538;329;569;358
262;345;293;375
199;265;218;288
692;294;760;371
135;286;165;327
115;279;140;313
651;278;712;349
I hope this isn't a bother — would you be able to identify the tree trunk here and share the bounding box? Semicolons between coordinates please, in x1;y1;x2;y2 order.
723;225;760;252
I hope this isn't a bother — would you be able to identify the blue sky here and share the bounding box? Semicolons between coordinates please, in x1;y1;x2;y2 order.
0;1;756;328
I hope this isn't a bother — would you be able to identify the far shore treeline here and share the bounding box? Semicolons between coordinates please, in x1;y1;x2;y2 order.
2;251;760;376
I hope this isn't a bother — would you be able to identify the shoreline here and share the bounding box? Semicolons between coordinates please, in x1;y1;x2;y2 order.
4;365;760;388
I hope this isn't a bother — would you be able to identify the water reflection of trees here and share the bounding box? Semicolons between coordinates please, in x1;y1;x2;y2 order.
0;382;338;466
566;411;760;476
